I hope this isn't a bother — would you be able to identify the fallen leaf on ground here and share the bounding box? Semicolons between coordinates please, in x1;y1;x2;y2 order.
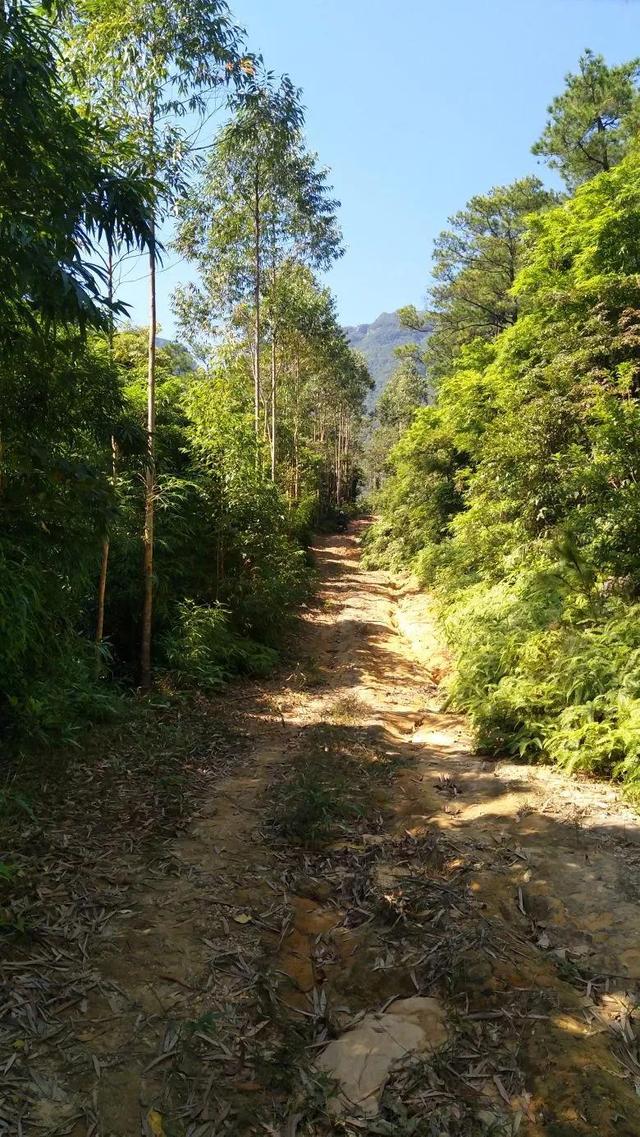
147;1109;166;1137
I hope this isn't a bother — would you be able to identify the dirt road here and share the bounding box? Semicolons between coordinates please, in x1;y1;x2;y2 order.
4;524;640;1135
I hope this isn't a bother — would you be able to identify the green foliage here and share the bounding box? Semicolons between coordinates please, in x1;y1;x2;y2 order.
0;0;154;336
161;601;278;689
365;355;431;488
175;75;341;318
0;0;152;742
269;760;364;846
0;331;128;739
375;358;430;432
427;152;640;790
363;404;466;571
65;0;250;209
364;341;495;569
15;645;121;744
174;87;367;508
444;575;640;794
0;0;365;745
532;49;640;188
424;177;558;378
0;320;312;740
368;54;640;797
0;0;369;752
0;534;121;743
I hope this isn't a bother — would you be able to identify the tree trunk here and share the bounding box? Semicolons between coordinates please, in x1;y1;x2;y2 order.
215;529;224;600
140;219;157;691
96;537;110;649
96;434;117;661
293;356;300;502
253;169;261;439
96;248;116;671
596;115;610;171
270;332;276;480
336;413;342;506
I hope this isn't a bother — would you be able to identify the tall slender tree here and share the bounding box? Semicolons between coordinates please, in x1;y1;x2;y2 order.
64;0;250;688
174;77;342;473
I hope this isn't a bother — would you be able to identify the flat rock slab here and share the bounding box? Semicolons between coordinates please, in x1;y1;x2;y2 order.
316;996;448;1117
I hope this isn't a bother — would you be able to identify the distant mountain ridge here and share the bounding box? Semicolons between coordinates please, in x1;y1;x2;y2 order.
344;311;430;402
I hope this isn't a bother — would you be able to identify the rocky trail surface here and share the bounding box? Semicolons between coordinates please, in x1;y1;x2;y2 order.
4;524;640;1135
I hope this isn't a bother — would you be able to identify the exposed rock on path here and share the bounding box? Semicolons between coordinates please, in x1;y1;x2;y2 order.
317;997;447;1116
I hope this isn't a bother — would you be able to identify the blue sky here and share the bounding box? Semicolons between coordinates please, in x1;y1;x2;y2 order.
118;0;640;335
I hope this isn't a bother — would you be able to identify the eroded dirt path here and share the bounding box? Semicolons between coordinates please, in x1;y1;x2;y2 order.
4;524;640;1136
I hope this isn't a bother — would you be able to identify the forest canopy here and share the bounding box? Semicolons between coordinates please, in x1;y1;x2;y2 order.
0;0;371;744
365;49;640;796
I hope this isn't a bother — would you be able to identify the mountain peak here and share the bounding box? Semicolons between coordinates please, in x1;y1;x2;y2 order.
344;310;430;401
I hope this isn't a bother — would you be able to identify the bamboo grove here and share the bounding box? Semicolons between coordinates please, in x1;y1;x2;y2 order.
0;0;371;743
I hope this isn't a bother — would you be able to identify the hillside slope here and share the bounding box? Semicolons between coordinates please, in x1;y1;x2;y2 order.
344;310;430;400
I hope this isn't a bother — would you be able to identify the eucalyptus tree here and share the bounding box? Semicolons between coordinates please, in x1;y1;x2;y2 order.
263;265;333;500
318;340;371;507
261;266;363;502
174;77;342;476
273;270;371;506
64;0;251;688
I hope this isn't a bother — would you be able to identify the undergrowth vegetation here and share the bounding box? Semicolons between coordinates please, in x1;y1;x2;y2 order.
269;721;402;846
366;54;640;797
0;336;319;743
160;602;280;690
0;1;371;751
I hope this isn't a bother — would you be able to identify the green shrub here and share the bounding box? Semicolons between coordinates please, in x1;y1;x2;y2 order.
269;759;365;846
0;540;121;743
160;600;278;690
289;492;320;545
366;152;640;797
442;564;640;794
14;646;121;744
